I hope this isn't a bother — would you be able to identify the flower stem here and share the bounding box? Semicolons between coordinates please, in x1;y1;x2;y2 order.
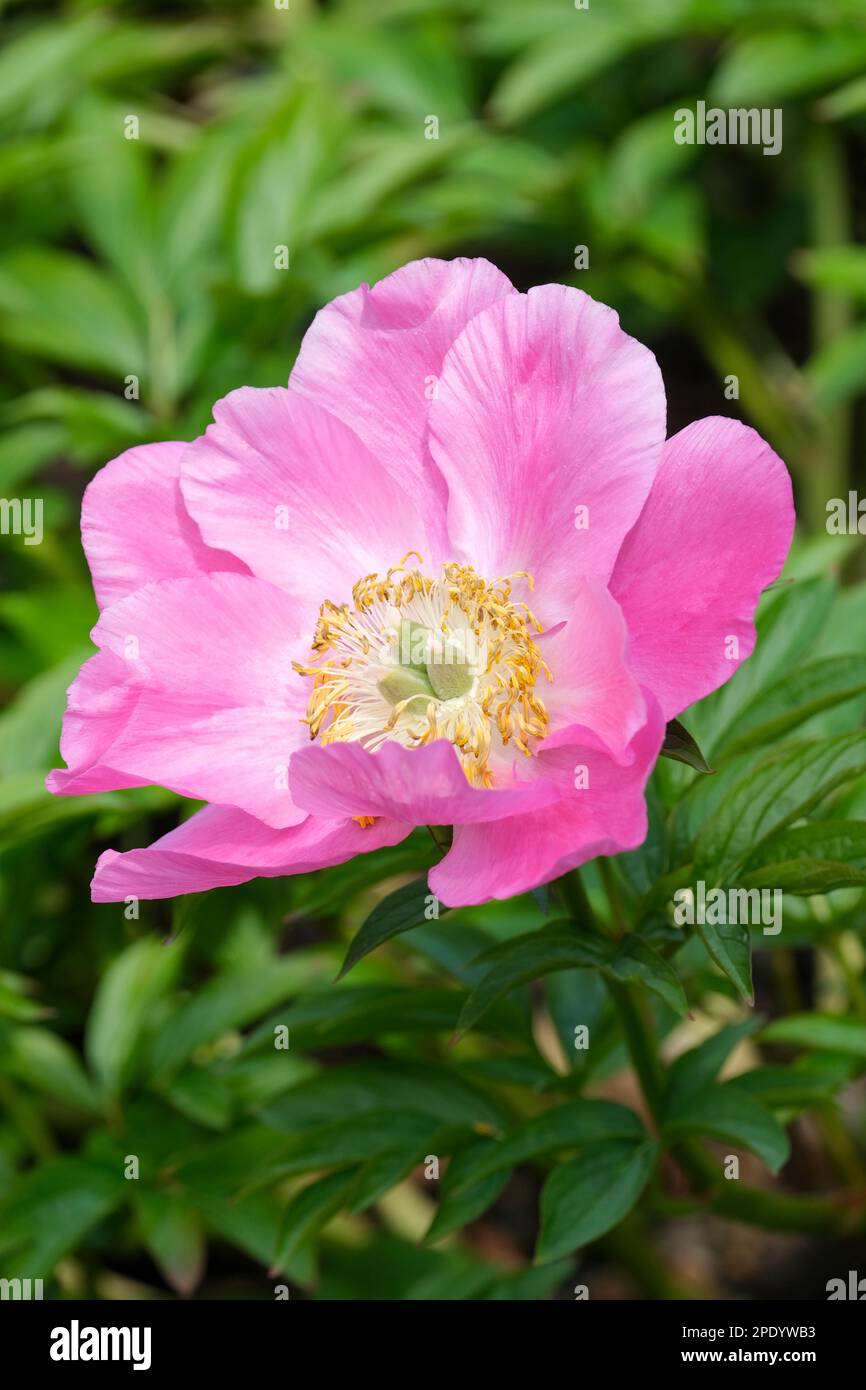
606;978;667;1124
557;865;596;929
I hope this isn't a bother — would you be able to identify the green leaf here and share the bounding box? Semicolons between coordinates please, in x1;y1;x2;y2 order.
2;1026;100;1113
425;1169;510;1244
65;95;156;291
229;88;338;295
536;1139;658;1263
741;861;866;896
273;1170;359;1269
456;923;609;1036
0;1158;121;1279
661;718;714;773
337;877;446;980
457;922;687;1035
163;1068;233;1131
711;29;866;105
762;1014;866;1058
664;1084;790;1174
716;656;866;757
793;245;866;303
693;578;836;757
0;971;51;1022
259;1059;504;1134
667;1018;762;1109
246;1110;441;1189
695;733;866;889
807;324;866;409
259;986;485;1051
739;811;866;889
85;936;183;1098
149;956;326;1078
605;936;689;1017
0;248;146;379
725;1066;841;1113
136;1192;205;1296
439;1099;645;1200
697;917;754;1003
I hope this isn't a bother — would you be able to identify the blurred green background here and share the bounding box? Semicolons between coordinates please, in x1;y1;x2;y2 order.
1;0;865;1300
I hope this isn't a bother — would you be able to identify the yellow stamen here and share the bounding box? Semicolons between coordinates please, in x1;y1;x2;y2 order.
292;559;551;785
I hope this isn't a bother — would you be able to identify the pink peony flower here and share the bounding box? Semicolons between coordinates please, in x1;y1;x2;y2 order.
47;259;794;907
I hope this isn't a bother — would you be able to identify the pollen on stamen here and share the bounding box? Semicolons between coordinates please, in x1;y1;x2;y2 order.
292;556;552;786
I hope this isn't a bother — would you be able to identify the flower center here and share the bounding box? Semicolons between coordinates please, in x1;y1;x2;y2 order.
294;554;552;786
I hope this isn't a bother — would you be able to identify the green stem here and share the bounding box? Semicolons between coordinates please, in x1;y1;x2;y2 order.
598;858;628;936
805;123;853;526
606;978;667;1125
557;867;597;932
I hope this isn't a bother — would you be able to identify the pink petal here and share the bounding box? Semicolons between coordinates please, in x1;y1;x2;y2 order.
428;696;665;906
181;388;440;606
540;580;646;762
83;441;248;610
46;651;148;796
289;256;515;548
49;573;316;828
289;738;561;826
610;417;795;720
427;284;666;609
91;804;412;902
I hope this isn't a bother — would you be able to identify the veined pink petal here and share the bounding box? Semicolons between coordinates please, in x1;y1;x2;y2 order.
429;696;665;906
289;738;561;826
290;256;515;549
610;417;795;720
46;651;148;796
427;284;666;607
49;573;315;828
82;441;248;610
541;580;647;762
180;388;439;606
91;805;412;902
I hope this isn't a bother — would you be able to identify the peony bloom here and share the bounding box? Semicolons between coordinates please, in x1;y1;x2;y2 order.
47;259;794;907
